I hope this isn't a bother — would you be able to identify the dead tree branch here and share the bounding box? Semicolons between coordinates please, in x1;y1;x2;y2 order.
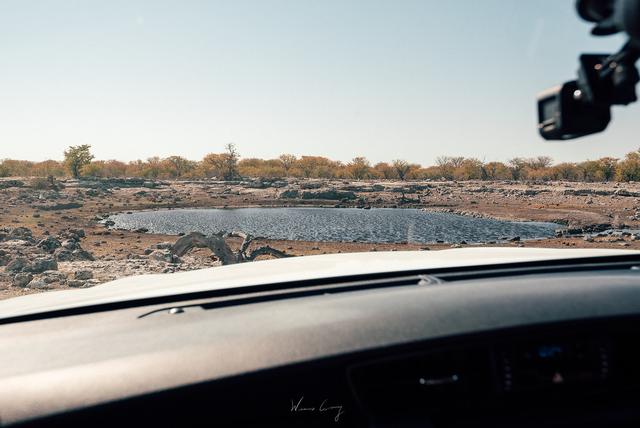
171;231;291;265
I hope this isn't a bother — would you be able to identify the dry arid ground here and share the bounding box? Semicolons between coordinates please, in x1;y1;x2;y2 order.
2;176;640;300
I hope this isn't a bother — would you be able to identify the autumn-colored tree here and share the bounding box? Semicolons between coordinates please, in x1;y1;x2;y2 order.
82;161;104;177
3;149;640;183
143;157;164;178
598;157;618;181
346;157;372;180
125;160;147;177
577;160;603;182
199;144;240;180
201;153;225;178
526;156;554;170
221;143;240;180
482;162;510;180
30;160;65;177
454;158;484;180
278;154;297;176
436;156;465;168
163;156;196;178
550;163;581;181
616;152;640;181
507;158;528;180
373;162;396;179
435;156;464;179
64;145;94;178
392;159;415;181
295;156;336;178
237;158;285;178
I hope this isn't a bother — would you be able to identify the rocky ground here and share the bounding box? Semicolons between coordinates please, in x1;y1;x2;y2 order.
2;176;640;300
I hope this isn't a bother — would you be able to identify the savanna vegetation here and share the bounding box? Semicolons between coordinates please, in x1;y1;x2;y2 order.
2;144;640;182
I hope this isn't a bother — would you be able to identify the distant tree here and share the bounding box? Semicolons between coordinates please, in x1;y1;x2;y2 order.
63;145;94;178
199;144;240;180
347;157;372;180
82;161;105;177
30;160;65;177
125;160;146;177
577;160;602;182
201;153;225;178
221;143;240;180
616;152;640;181
144;156;164;178
278;154;297;176
164;156;195;178
435;156;465;169
238;158;285;178
598;157;618;181
295;156;336;178
296;156;318;178
507;158;528;180
455;158;484;180
483;161;511;180
0;160;10;177
551;163;580;181
434;156;460;180
526;156;553;170
373;162;397;179
392;159;414;181
0;160;30;177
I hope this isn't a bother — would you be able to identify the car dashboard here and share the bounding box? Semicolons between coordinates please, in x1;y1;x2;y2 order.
2;256;640;427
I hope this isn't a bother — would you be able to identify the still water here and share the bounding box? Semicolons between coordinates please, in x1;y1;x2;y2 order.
108;207;559;244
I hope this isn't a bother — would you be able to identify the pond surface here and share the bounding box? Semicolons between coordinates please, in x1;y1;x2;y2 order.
108;207;560;244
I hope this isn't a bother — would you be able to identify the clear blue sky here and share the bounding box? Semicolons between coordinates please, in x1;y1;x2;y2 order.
0;0;636;164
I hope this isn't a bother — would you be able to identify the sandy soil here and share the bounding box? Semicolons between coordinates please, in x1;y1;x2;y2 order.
2;177;640;300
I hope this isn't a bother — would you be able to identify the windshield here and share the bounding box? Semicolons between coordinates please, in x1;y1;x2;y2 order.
0;0;637;300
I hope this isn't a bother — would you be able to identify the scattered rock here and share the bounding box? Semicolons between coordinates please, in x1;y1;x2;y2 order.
12;272;33;287
72;249;95;261
301;190;357;200
149;249;181;263
67;279;86;288
6;227;34;242
61;239;79;250
36;236;61;253
0;179;24;189
5;257;28;273
74;270;93;280
24;256;58;274
40;271;67;284
28;279;50;289
54;247;94;262
60;228;86;241
0;249;10;267
279;189;299;199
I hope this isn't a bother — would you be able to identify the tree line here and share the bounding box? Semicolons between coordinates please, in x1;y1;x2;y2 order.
2;144;640;182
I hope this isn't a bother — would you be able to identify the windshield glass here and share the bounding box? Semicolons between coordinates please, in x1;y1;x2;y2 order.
0;0;637;300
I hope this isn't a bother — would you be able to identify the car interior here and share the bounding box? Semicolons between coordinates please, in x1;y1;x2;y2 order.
2;254;640;427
